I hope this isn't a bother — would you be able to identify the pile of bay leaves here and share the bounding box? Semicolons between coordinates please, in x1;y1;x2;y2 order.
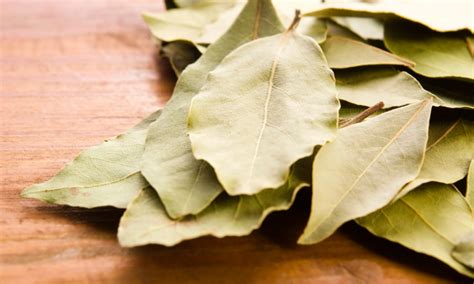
22;0;473;278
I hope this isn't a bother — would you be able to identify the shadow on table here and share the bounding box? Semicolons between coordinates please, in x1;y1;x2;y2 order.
35;186;468;283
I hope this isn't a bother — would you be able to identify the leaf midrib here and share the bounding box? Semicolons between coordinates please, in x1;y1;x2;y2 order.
244;32;292;190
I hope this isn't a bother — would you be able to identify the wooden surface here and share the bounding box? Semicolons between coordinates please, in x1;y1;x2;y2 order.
0;1;469;283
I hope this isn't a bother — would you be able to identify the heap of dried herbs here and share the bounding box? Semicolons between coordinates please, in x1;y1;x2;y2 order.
22;0;473;278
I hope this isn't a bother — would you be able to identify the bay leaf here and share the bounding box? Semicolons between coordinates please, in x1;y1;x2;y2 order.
331;17;384;41
303;0;474;33
161;41;201;76
399;118;474;197
336;67;438;108
21;111;161;208
142;0;285;219
325;19;364;41
188;24;339;196
299;100;432;244
467;160;474;209
384;21;474;80
118;156;311;247
452;231;474;269
321;36;414;69
358;183;474;278
148;1;328;48
143;1;237;45
336;67;474;109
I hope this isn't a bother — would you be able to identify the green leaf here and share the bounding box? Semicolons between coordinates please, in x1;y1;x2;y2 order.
142;0;285;219
303;0;474;33
467;160;474;210
299;100;432;244
331;17;384;41
161;41;201;76
321;36;414;69
399;118;474;197
452;231;474;269
188;27;339;196
384;21;474;80
143;1;237;45
118;157;312;247
21;111;161;208
335;67;438;108
358;183;474;278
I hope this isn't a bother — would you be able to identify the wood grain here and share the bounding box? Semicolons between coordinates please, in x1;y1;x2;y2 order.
0;1;468;283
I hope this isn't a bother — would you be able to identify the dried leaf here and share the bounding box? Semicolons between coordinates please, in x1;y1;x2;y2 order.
303;0;474;33
358;183;474;277
384;21;474;80
299;100;432;244
399;118;474;197
118;157;311;247
142;0;285;218
321;36;414;69
147;1;329;48
336;67;438;108
325;19;364;41
331;17;384;41
21;111;161;208
188;26;338;195
336;67;474;110
143;1;237;45
452;231;474;269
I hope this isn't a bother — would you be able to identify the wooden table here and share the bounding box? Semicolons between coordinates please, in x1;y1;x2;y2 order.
0;1;468;283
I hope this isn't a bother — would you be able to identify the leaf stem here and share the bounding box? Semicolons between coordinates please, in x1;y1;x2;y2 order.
340;101;384;128
287;10;302;32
